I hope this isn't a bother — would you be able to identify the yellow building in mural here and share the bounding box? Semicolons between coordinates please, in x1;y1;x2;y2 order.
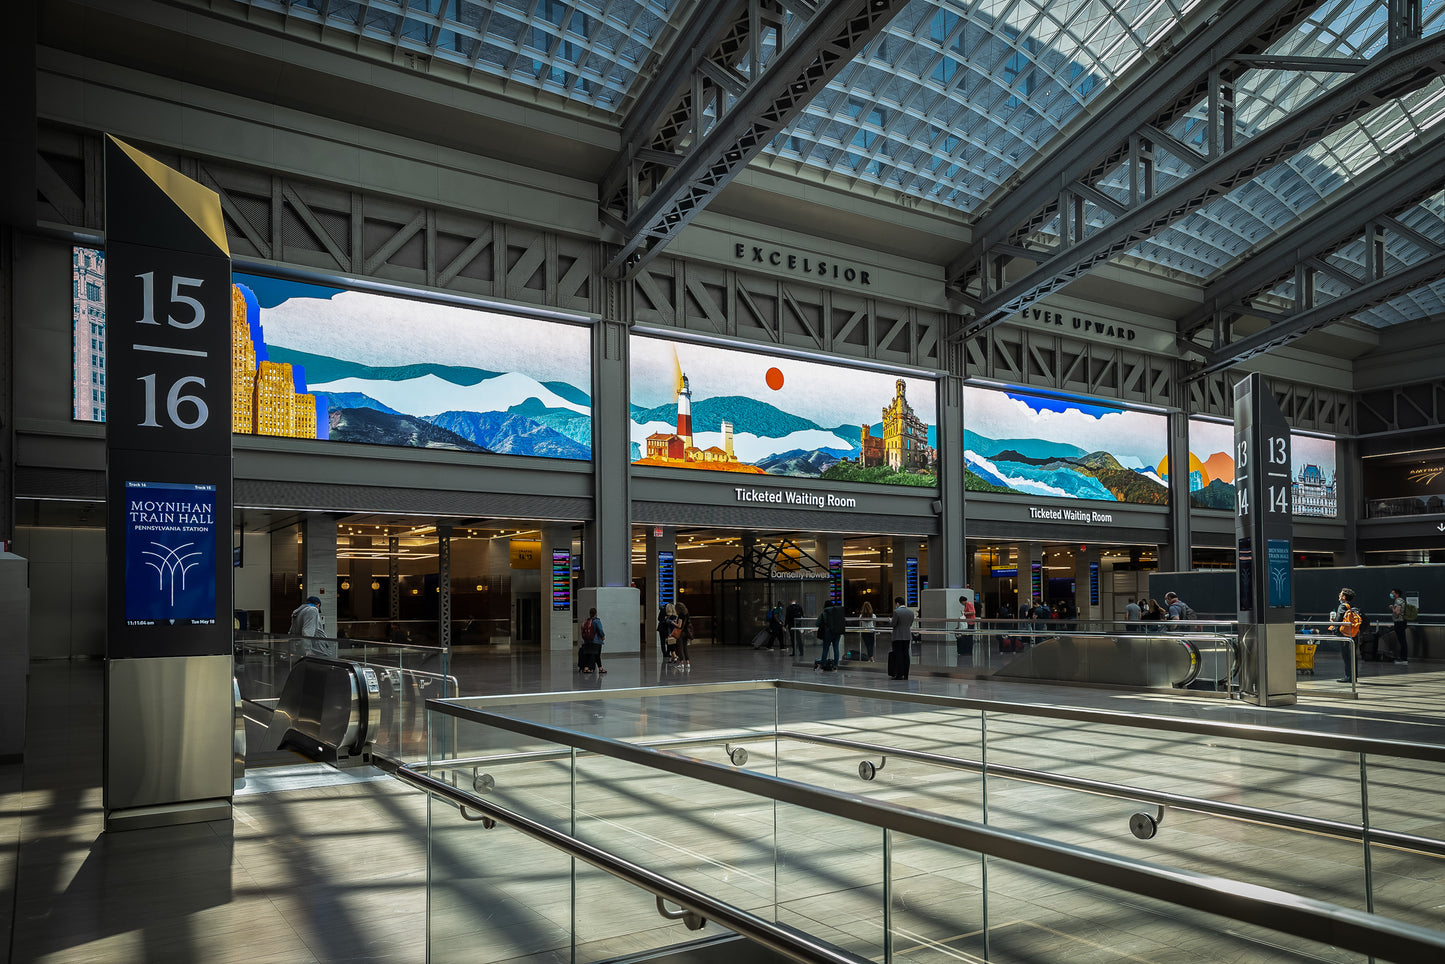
231;283;320;439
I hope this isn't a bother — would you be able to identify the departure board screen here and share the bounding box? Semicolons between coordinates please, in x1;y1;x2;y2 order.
828;556;842;606
1089;563;1099;605
657;551;675;609
551;550;571;611
905;557;918;608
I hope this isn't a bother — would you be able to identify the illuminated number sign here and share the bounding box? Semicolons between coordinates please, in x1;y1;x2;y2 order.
551;550;571;612
905;557;918;608
657;551;675;608
828;556;842;605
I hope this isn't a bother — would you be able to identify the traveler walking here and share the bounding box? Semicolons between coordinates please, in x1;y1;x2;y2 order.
888;597;914;679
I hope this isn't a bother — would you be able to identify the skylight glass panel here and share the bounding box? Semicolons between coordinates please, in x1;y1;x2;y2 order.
231;0;686;114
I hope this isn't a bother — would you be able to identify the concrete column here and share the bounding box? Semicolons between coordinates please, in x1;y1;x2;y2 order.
582;307;631;589
437;524;452;651
539;524;576;654
812;534;844;610
644;526;676;657
1015;543;1035;614
1163;410;1193;572
1076;546;1102;622
929;374;966;593
303;516;337;637
579;303;640;655
890;537;921;609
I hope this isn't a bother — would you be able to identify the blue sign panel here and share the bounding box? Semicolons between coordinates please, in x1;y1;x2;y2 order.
905;557;919;608
828;556;842;606
1267;539;1292;608
1089;562;1100;605
124;481;217;626
1031;562;1042;601
657;550;675;608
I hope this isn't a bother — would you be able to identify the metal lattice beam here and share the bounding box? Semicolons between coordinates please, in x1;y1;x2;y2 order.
602;0;910;281
1177;134;1445;344
947;0;1324;294
1193;249;1445;378
955;33;1445;340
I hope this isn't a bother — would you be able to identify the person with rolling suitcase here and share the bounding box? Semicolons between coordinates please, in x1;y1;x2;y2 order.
889;596;914;679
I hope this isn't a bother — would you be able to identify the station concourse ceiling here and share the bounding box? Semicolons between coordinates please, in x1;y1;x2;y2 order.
61;0;1445;371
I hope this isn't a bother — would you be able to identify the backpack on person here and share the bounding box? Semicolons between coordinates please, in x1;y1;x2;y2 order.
1404;599;1420;621
1338;607;1362;638
581;617;596;643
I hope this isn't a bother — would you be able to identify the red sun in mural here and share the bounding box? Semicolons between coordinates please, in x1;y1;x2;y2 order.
765;367;784;391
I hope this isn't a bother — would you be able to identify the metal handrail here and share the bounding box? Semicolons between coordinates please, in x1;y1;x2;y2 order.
773;730;1445;861
433;679;1445;763
416;709;1445;962
395;763;873;964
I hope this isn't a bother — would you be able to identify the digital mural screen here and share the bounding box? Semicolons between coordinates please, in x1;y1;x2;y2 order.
229;274;592;459
124;481;217;626
72;252;595;460
1185;418;1337;518
962;386;1168;504
630;336;937;486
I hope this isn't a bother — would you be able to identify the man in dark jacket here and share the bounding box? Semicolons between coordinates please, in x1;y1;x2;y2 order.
815;599;845;668
889;597;914;679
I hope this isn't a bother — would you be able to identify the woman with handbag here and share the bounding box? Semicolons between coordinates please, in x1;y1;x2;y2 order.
675;602;693;667
661;603;681;663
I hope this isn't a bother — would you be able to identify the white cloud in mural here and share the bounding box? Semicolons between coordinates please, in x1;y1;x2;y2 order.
253;289;590;388
964;387;1166;467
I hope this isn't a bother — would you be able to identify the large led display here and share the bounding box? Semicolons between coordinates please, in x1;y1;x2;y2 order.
231;274;591;458
630;336;937;486
963;386;1169;504
1184;418;1337;518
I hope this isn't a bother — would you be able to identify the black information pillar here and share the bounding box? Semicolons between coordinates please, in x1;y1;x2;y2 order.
104;136;235;828
1233;373;1296;706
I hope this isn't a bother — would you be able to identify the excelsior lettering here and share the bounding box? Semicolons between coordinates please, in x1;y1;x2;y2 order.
734;242;871;286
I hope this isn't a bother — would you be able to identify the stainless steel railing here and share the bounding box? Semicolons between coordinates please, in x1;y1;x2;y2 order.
409;693;1445;962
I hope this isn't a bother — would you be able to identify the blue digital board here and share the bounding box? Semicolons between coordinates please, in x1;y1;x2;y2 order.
551;550;571;612
1089;562;1099;605
657;550;675;608
828;556;842;606
1267;539;1292;608
905;557;918;608
124;481;217;626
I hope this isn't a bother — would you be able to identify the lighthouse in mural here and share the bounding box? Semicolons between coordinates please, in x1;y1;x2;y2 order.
676;372;694;447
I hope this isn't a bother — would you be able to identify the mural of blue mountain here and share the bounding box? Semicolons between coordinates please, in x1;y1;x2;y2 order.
755;448;847;477
541;381;591;407
631;441;641;461
962;452;1011;488
965;429;1086;461
315;391;400;416
425;410;590;460
990;458;1116;500
630;396;819;437
507;397;592;447
331;406;485;451
267;347;507;387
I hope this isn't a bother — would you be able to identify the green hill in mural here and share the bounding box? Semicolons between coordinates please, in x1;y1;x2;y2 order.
1192;478;1236;510
965;469;1013;493
821;463;935;487
1075;451;1168;504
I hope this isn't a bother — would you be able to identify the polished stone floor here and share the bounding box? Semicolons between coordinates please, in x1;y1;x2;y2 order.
5;643;1445;963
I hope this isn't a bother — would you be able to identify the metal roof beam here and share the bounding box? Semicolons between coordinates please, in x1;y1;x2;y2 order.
957;34;1445;340
603;0;910;281
1191;249;1445;378
948;0;1325;289
1176;135;1445;341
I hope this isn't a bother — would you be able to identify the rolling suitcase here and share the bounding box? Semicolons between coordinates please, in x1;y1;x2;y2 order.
887;646;909;680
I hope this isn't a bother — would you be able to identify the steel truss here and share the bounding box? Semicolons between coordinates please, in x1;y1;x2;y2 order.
1357;377;1445;433
946;2;1437;342
1180;137;1445;377
600;0;909;281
